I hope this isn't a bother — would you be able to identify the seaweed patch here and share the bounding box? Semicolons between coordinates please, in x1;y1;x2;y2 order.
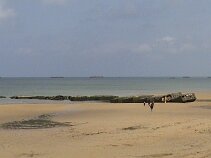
1;114;71;130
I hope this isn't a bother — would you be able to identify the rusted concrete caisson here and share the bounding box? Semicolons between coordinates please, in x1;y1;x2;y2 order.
10;93;196;103
110;93;196;103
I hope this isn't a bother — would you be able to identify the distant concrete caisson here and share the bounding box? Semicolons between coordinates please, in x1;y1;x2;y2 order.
10;92;196;103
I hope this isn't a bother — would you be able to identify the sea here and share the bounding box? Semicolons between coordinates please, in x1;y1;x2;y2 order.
0;77;210;104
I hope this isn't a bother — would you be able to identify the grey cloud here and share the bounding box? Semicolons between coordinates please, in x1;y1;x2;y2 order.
159;36;175;43
41;0;68;5
108;2;140;19
0;3;15;22
121;37;199;55
2;0;211;77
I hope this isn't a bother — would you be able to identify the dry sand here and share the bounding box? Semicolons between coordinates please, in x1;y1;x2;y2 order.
0;93;211;158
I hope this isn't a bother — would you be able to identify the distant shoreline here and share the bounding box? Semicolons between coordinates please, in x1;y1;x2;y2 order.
1;76;211;78
50;77;65;79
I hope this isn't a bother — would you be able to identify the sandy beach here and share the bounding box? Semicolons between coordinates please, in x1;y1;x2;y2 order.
0;92;211;158
2;0;211;157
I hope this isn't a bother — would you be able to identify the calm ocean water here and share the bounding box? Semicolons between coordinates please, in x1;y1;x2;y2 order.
0;77;210;104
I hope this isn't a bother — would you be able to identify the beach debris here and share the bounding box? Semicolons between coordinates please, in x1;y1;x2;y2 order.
1;114;71;129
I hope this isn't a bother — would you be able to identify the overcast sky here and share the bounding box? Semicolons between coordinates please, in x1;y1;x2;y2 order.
0;0;211;77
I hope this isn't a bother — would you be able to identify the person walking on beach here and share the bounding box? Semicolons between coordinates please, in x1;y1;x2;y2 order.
147;99;151;106
143;98;147;106
149;101;154;111
143;98;155;111
147;98;154;111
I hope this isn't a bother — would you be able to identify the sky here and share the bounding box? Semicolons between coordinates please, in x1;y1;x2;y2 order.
0;0;211;77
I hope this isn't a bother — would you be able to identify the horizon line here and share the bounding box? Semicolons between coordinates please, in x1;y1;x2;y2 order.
1;76;211;78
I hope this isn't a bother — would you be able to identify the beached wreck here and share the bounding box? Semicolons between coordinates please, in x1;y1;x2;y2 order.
153;92;196;103
110;92;196;103
165;92;196;103
10;95;67;100
10;95;118;101
10;92;196;103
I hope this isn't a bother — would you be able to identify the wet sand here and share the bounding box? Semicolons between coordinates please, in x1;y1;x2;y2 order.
0;93;211;158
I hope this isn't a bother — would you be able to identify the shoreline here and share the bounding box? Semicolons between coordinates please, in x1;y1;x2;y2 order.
0;91;209;104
